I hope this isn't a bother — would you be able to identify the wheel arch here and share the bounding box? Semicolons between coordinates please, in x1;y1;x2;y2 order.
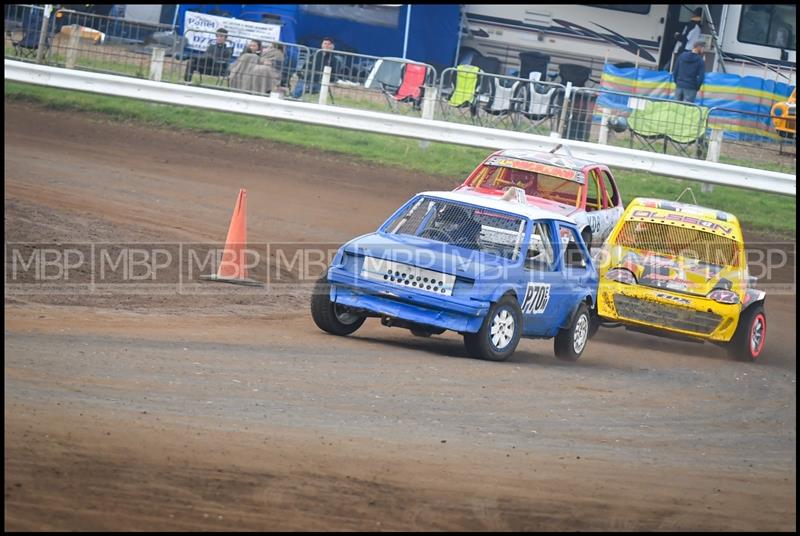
490;285;519;304
560;296;592;330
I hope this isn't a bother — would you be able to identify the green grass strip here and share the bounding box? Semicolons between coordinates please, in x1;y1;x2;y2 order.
5;80;795;236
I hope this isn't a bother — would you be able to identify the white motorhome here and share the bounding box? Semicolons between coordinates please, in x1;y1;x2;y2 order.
459;4;796;84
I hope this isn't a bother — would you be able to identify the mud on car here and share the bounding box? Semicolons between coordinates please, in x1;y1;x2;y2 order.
596;198;767;361
454;145;624;249
312;188;598;362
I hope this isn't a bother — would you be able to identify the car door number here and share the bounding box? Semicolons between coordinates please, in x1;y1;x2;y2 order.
522;283;550;314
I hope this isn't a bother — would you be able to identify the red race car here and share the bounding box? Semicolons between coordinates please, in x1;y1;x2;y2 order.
455;145;624;248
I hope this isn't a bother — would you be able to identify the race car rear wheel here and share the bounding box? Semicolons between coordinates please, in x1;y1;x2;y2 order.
587;306;601;339
554;303;590;361
726;304;766;362
311;274;365;336
463;295;522;362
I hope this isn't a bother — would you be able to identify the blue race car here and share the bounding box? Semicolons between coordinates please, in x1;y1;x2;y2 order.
311;188;598;362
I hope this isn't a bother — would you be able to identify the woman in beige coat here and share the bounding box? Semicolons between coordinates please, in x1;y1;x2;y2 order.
229;40;263;91
255;42;285;94
229;40;284;95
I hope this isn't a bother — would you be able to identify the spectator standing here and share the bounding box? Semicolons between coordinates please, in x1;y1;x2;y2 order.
673;40;706;103
674;7;704;55
184;28;232;82
291;37;343;98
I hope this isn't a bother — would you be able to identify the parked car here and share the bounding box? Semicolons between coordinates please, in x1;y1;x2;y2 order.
454;145;624;249
771;88;796;139
595;197;766;361
311;188;598;362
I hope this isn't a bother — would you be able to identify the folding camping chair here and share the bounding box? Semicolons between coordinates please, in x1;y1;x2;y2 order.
382;62;428;110
6;7;52;59
447;64;480;107
626;100;709;158
472;74;522;128
439;64;481;121
519;72;560;132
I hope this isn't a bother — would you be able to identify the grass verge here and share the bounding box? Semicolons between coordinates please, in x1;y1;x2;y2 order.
5;80;796;236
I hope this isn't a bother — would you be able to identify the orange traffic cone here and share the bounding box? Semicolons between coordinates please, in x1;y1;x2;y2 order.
201;189;263;286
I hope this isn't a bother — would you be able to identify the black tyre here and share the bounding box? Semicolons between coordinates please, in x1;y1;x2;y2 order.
726;304;766;362
463;295;522;362
310;274;365;336
587;306;601;339
554;303;590;361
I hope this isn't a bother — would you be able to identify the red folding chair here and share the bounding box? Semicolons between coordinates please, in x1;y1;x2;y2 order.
383;63;428;110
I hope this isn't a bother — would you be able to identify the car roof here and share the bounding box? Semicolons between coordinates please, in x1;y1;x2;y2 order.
494;148;600;171
416;190;578;225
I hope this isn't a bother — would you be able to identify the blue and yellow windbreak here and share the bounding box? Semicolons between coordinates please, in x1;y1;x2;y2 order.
598;64;796;142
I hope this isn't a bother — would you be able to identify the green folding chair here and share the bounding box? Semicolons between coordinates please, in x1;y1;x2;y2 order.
627;100;709;158
448;65;480;107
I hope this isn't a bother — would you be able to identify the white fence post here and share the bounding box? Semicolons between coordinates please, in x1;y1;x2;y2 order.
558;82;572;138
149;47;165;82
318;65;331;105
65;26;82;69
36;5;52;65
421;85;438;120
706;127;724;163
598;106;610;145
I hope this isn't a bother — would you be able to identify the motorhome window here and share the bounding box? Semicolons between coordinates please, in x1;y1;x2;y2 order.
738;4;796;51
588;5;651;15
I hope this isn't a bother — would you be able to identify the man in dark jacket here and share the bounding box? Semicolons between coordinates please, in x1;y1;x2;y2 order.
184;28;233;82
672;40;706;103
290;37;344;98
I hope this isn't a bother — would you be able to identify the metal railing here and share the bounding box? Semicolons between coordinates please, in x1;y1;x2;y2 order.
291;48;437;116
567;87;709;159
5;59;795;196
178;27;310;98
437;67;567;135
4;4;794;173
706;105;796;162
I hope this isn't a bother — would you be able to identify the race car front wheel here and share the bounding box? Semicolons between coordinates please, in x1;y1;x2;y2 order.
463;295;522;362
311;274;365;336
554;303;590;361
726;304;766;362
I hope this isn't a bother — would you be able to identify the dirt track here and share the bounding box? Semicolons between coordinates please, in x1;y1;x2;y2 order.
4;102;797;531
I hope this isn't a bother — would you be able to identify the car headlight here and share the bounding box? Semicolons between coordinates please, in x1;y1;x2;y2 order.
606;268;637;284
707;289;739;304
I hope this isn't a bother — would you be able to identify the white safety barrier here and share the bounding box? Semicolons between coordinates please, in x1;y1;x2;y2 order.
5;60;795;197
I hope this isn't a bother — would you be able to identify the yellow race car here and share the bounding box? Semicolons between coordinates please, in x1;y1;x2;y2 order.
596;198;766;361
771;88;795;139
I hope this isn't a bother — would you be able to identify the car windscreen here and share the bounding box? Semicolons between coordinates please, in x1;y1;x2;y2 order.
471;165;582;206
385;197;527;261
614;220;740;269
